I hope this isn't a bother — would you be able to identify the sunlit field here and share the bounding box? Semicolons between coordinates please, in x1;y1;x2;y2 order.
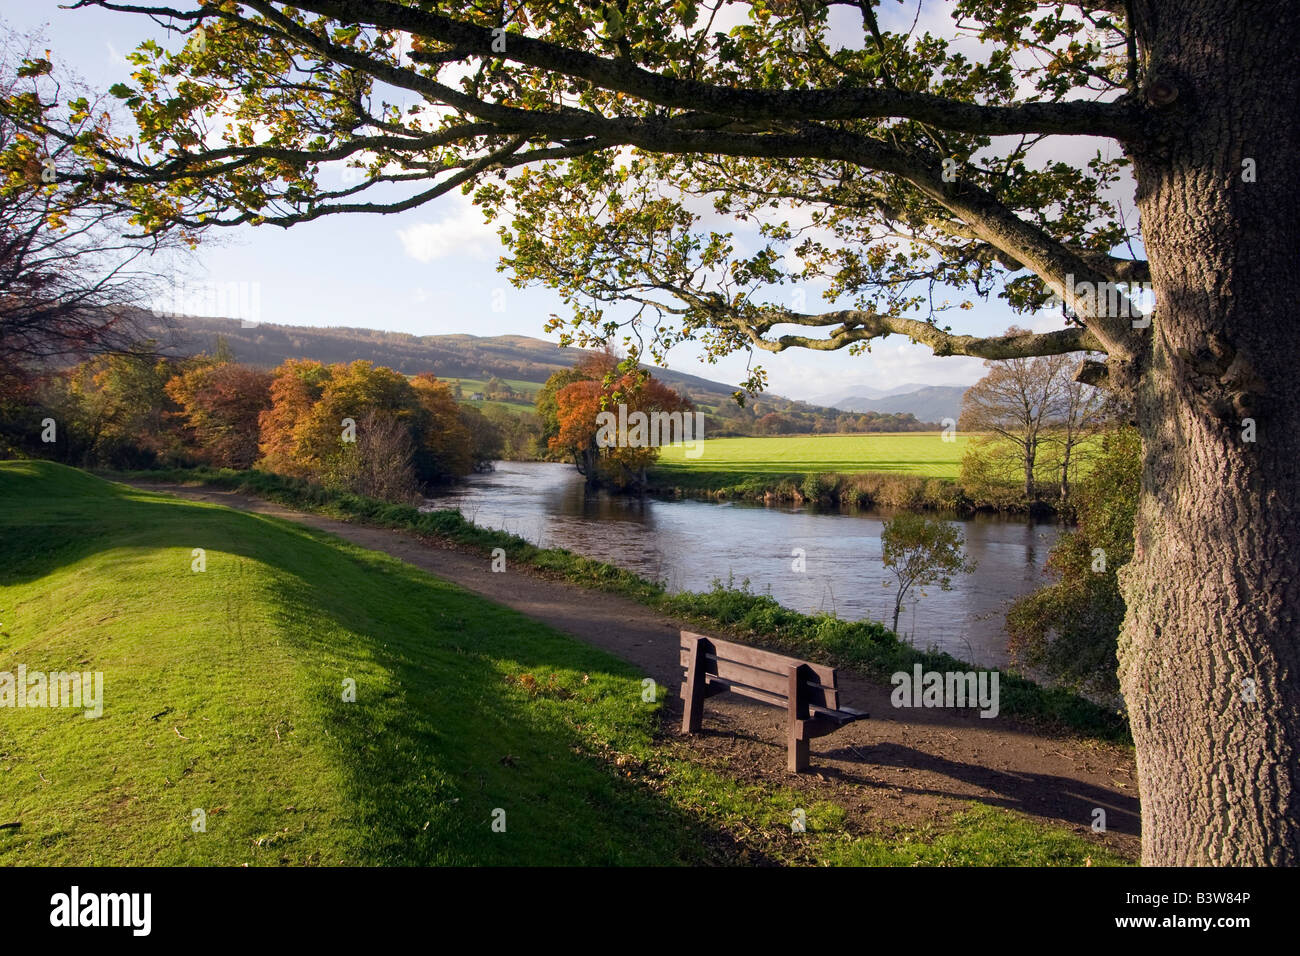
655;432;970;481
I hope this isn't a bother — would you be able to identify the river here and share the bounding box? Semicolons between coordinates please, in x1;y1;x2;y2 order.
421;461;1063;668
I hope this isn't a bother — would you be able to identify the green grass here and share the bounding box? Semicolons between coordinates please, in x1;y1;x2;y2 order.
0;462;1131;865
651;431;1104;514
447;377;540;400
655;433;969;484
463;398;538;419
0;461;729;865
821;804;1122;866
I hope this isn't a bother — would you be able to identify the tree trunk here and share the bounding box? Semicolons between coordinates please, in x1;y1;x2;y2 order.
1120;0;1300;864
1059;440;1072;506
1023;440;1036;501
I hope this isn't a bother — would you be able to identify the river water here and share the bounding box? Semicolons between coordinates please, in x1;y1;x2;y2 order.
422;461;1063;668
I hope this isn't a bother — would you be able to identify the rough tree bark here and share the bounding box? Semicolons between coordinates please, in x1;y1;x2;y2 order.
1120;0;1300;865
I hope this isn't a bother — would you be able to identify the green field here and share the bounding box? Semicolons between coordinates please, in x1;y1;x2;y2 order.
655;432;969;483
447;377;540;399
448;377;540;420
0;461;1127;866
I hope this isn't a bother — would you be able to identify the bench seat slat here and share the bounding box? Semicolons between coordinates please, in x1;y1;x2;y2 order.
698;677;789;709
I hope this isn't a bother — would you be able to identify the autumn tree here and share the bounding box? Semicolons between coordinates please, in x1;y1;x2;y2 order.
548;349;692;486
47;346;184;467
534;364;585;459
551;378;604;479
410;371;474;480
165;361;272;468
544;347;619;476
22;0;1300;865
258;358;332;477
599;373;694;487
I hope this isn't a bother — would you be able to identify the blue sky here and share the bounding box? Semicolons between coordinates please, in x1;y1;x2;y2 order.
4;1;1115;404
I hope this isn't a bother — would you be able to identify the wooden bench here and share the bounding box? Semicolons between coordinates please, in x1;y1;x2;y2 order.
679;630;868;773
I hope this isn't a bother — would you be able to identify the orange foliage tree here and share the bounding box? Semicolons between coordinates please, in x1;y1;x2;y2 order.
165;362;272;468
258;360;477;491
550;350;693;488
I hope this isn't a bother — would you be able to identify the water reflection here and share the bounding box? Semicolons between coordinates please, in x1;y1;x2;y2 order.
423;461;1062;668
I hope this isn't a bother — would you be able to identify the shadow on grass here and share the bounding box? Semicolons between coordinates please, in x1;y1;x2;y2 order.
0;462;764;866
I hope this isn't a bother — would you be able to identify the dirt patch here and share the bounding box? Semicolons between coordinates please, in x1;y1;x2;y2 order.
124;480;1140;860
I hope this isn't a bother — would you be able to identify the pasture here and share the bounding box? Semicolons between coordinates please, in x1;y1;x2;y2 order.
654;432;969;488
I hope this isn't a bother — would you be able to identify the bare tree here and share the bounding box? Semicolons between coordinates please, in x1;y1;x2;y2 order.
1046;376;1109;506
958;335;1069;501
327;408;421;504
960;332;1107;504
0;26;180;366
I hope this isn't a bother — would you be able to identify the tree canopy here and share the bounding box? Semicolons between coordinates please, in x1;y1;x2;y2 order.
2;1;1147;389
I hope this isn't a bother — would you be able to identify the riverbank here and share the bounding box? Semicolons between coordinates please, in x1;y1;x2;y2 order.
646;467;1064;515
2;461;1139;865
105;465;1126;743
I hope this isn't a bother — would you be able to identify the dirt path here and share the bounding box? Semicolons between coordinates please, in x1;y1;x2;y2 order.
127;480;1140;858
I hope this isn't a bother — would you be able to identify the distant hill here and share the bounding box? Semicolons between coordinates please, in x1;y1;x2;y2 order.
150;314;945;429
811;382;938;406
154;314;748;408
834;385;968;423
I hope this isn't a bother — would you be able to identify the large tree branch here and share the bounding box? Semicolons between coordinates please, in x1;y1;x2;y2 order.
709;305;1103;359
81;0;1143;138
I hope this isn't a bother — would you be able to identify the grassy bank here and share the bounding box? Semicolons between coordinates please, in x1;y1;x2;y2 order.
1;461;1129;866
648;432;1089;514
101;465;1129;744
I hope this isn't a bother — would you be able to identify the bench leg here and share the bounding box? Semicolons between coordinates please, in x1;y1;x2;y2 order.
681;639;708;734
787;664;811;772
788;729;809;773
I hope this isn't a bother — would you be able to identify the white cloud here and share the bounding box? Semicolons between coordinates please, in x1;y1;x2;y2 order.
396;195;499;262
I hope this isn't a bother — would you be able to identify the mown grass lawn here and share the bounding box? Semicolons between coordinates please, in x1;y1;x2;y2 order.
0;461;719;865
0;461;1130;866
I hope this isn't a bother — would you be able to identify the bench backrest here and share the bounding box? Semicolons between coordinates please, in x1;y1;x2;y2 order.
680;630;840;711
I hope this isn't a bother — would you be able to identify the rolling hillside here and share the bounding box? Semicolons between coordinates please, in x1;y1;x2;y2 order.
157;315;746;410
153;315;943;425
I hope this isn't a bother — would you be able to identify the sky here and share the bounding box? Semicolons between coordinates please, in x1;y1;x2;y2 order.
2;1;1128;405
